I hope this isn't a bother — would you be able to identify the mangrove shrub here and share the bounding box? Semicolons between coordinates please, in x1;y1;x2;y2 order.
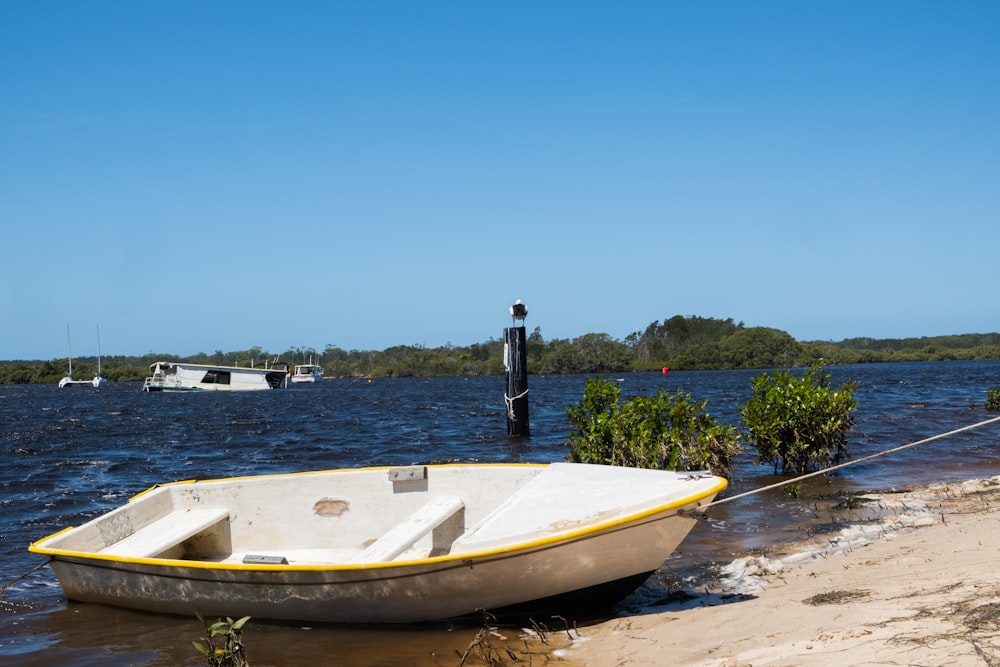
987;387;1000;412
566;377;741;478
741;364;858;475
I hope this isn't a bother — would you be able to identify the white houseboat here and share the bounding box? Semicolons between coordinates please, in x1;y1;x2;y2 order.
142;361;288;392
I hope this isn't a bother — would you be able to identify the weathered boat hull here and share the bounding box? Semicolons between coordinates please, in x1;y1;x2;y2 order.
43;507;699;623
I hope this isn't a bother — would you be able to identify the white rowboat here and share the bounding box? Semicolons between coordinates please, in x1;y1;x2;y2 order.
29;462;726;623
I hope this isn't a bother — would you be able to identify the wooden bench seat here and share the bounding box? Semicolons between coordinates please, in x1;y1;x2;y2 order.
101;508;230;558
358;495;464;564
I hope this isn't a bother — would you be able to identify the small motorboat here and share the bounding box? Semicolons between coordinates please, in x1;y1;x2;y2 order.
29;462;726;623
289;362;324;383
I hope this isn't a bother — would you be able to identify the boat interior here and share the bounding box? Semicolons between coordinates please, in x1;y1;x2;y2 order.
37;464;716;567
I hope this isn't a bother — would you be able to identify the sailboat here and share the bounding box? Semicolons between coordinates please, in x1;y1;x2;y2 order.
58;325;108;388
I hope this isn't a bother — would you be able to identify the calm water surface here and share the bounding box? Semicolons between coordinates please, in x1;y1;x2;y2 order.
3;362;1000;665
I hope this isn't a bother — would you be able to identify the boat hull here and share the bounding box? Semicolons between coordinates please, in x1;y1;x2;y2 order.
44;508;698;623
30;463;725;623
58;376;107;388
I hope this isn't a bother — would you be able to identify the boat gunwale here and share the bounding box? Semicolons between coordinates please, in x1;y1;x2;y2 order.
28;464;727;573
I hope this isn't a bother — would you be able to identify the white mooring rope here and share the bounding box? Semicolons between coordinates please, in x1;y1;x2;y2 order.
504;389;529;421
697;413;1000;511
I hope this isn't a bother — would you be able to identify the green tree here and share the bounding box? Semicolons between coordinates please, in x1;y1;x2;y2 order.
627;315;743;363
566;377;741;478
718;327;803;370
536;338;582;374
571;333;633;373
741;364;858;475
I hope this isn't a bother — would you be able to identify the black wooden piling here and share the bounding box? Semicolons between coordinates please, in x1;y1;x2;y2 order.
503;326;529;437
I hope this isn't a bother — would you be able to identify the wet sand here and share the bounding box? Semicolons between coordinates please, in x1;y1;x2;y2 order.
548;476;1000;666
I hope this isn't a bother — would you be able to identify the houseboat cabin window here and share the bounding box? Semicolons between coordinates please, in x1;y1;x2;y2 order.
200;371;231;385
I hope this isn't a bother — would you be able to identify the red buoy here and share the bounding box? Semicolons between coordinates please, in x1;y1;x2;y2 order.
661;367;670;375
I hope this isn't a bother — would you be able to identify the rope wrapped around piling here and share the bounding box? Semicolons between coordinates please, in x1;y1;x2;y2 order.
504;389;529;421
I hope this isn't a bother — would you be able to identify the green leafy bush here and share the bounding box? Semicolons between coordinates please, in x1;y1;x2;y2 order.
741;364;858;475
987;387;1000;412
566;377;741;478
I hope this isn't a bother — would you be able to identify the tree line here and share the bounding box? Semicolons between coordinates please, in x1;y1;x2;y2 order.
3;315;1000;384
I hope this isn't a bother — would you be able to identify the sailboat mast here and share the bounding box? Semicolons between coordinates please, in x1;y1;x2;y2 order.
96;324;102;376
66;325;73;377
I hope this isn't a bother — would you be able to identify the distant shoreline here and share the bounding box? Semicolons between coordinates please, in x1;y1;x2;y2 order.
6;318;1000;383
4;352;1000;386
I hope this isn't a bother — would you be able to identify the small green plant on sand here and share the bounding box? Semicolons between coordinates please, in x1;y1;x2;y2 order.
566;376;741;478
193;613;251;667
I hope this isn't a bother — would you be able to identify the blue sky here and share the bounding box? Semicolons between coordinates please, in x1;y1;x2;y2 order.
2;1;998;360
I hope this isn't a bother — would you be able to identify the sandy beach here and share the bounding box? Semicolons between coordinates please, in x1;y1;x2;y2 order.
555;476;1000;666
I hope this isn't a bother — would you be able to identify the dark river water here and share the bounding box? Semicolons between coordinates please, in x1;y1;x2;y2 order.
3;361;1000;665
